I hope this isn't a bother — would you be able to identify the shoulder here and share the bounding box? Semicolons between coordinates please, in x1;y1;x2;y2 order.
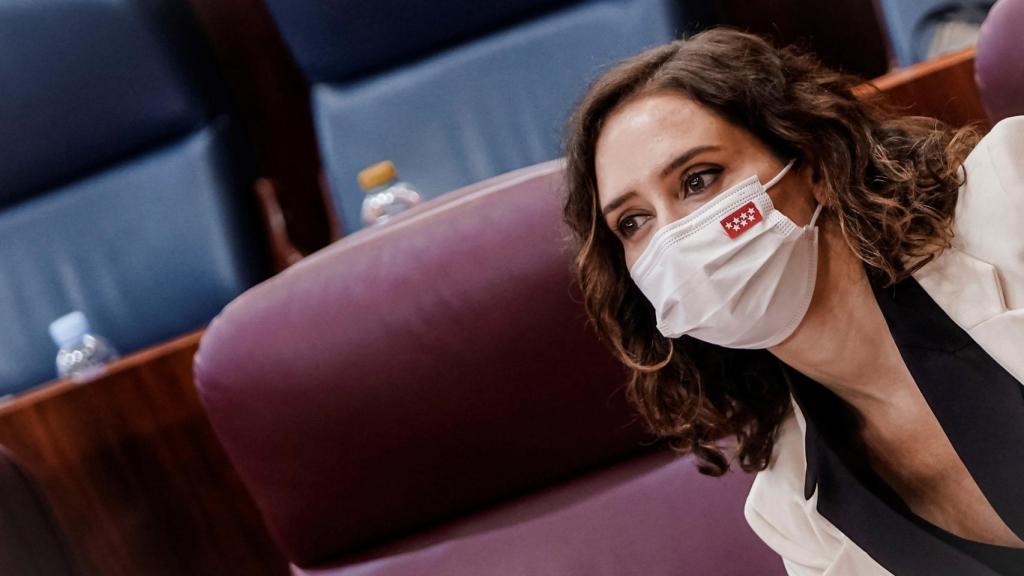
956;115;1024;242
914;116;1024;320
912;115;1024;382
969;115;1024;195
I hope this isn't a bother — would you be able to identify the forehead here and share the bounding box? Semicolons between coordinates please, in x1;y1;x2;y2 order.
594;92;733;203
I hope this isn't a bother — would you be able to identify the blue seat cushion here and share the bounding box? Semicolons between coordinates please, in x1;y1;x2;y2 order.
313;0;678;234
0;120;267;396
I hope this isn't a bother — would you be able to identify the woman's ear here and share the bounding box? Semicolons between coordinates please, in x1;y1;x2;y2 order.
798;162;829;207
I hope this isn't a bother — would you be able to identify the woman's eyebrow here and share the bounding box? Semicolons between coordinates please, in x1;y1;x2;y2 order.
601;144;721;217
602;191;637;217
657;144;721;179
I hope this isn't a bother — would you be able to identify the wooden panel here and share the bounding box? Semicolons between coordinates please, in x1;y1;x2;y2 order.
0;331;287;576
857;47;989;128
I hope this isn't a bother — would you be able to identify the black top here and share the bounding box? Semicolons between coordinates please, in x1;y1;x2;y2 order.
919;516;1024;574
784;268;1024;576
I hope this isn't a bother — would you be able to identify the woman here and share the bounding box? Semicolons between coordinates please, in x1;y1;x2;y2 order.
562;28;1024;575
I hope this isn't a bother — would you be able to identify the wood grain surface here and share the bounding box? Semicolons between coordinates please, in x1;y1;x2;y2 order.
856;48;989;129
0;330;287;576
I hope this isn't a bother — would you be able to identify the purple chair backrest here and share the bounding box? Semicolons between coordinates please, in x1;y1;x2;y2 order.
193;161;655;566
976;0;1024;122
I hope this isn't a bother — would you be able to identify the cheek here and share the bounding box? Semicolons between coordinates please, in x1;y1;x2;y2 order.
624;249;638;272
768;179;816;225
622;236;654;273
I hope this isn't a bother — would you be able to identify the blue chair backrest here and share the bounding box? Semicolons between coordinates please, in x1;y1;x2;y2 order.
878;0;995;65
0;0;267;395
263;0;682;234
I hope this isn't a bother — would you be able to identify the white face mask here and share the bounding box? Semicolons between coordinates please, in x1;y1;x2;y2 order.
628;160;823;349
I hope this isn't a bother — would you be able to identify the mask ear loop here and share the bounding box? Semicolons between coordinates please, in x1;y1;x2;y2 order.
764;159;798;189
767;159;824;228
809;202;825;228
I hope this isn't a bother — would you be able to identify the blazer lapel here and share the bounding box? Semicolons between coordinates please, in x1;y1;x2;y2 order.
914;246;1024;384
789;368;1006;576
787;269;1024;576
870;271;1024;540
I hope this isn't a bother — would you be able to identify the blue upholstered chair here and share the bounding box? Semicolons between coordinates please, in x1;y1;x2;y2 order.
261;0;689;235
877;0;995;66
0;0;269;396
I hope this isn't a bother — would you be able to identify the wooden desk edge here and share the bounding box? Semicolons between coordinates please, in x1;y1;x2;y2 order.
855;47;977;96
0;329;206;415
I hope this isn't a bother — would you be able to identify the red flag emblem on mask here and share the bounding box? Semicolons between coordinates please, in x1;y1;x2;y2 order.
720;201;763;238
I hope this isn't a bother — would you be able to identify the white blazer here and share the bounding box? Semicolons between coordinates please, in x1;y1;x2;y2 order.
743;115;1024;576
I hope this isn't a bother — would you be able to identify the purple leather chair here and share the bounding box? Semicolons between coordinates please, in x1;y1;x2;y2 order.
193;161;785;575
0;447;79;575
976;0;1024;122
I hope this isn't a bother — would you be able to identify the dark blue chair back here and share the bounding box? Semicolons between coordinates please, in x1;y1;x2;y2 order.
263;0;683;234
0;0;268;395
878;0;995;65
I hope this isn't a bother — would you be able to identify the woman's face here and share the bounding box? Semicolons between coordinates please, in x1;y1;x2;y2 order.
595;91;818;269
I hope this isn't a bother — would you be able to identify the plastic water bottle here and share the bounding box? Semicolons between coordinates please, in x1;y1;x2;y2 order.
49;311;120;382
358;161;422;227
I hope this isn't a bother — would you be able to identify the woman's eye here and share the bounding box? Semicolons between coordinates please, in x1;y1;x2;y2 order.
682;168;722;197
616;214;648;238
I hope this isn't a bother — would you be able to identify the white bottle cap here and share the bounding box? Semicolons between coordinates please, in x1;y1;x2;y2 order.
49;311;90;348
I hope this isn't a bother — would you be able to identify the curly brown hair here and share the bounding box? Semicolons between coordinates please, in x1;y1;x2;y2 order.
562;28;979;476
